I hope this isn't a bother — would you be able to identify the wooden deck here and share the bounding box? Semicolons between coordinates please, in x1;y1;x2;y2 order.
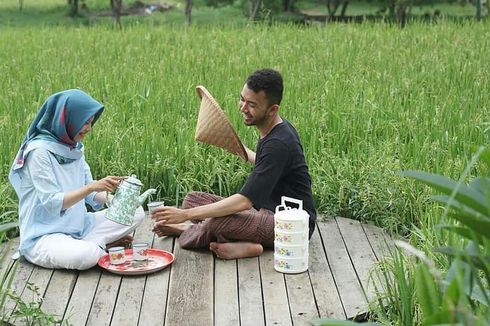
0;215;392;326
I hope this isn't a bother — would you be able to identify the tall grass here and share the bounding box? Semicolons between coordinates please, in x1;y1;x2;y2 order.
0;20;489;239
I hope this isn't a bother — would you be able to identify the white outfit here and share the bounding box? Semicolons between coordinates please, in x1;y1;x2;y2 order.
24;207;144;270
9;140;144;270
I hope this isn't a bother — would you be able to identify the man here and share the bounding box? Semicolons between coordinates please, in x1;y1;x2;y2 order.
152;68;316;259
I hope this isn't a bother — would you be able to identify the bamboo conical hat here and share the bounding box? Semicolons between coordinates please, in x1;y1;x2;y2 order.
195;85;247;161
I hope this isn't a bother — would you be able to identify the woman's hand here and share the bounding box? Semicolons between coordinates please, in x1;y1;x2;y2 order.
151;206;190;225
63;176;123;210
89;176;125;193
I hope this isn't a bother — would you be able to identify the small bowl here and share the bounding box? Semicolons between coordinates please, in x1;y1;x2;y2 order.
274;229;308;244
274;241;309;258
274;254;308;274
274;218;308;233
108;246;126;265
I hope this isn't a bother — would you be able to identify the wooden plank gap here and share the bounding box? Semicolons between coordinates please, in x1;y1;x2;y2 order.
256;252;268;326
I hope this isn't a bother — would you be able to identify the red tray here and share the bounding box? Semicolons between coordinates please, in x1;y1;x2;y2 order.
98;248;174;275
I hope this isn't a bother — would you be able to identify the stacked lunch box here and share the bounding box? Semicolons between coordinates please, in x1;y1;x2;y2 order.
274;196;309;274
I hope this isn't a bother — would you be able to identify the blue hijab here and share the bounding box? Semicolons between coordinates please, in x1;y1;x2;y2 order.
9;89;104;196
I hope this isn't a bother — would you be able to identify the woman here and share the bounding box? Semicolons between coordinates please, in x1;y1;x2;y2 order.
8;89;144;270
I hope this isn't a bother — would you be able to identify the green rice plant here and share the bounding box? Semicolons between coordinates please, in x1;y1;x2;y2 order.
368;245;419;325
1;18;489;240
392;147;490;324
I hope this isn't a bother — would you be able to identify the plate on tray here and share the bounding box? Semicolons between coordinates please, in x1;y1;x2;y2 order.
98;248;174;275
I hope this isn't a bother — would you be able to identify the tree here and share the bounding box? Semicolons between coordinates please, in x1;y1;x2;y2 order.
325;0;350;20
185;0;192;26
68;0;80;17
110;0;123;29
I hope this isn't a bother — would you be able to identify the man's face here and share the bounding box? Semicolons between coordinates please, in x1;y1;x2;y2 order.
238;84;271;127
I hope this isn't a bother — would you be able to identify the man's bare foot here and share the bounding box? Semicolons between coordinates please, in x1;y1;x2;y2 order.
152;222;190;237
209;242;263;259
106;235;133;249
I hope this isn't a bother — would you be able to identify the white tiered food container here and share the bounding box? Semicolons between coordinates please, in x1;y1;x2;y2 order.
274;196;309;274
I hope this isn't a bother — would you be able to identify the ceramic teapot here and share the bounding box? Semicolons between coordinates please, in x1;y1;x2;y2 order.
105;175;156;225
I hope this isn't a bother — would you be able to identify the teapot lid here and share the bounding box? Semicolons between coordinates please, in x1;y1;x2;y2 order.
125;174;142;186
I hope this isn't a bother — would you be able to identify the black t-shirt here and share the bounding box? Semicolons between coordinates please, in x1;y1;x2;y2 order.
239;119;317;238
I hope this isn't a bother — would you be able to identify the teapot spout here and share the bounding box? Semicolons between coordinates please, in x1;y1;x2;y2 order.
139;188;157;206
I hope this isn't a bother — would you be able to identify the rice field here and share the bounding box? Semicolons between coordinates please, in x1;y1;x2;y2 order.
1;15;489;240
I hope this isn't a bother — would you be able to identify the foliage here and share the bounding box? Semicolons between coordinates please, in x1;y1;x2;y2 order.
204;0;235;8
0;222;64;325
0;184;19;236
0;19;489;236
367;148;490;325
5;283;67;325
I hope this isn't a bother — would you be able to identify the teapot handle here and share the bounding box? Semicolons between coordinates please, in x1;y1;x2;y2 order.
280;196;303;211
105;191;113;208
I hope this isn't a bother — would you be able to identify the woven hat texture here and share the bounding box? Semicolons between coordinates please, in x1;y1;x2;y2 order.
195;85;247;161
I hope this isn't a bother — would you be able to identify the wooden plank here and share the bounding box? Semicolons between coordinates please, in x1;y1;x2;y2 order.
258;250;292;326
360;222;395;306
112;274;146;326
10;266;55;326
0;239;21;321
41;269;78;320
63;268;101;325
336;217;378;302
112;216;154;326
85;273;121;326
285;271;319;325
361;223;393;261
318;219;365;319
0;238;19;275
165;245;213;325
214;258;239;326
238;256;264;326
309;223;346;319
138;236;174;326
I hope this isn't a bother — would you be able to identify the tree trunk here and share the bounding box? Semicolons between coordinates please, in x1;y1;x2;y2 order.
282;0;295;11
110;0;122;29
68;0;79;17
249;0;261;20
396;5;407;28
19;0;24;12
388;0;395;18
327;1;340;21
185;0;192;26
476;0;482;20
340;0;349;18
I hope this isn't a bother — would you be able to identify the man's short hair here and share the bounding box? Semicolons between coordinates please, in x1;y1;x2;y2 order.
246;69;283;106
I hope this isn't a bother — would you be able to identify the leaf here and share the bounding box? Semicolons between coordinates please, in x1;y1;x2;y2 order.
400;170;489;215
430;204;490;240
0;222;18;233
431;194;487;220
469;177;490;197
478;148;490;170
438;225;482;243
415;263;441;322
311;319;381;325
437;246;490;271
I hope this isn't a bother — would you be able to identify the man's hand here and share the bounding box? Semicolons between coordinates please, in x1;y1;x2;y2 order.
151;206;190;225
